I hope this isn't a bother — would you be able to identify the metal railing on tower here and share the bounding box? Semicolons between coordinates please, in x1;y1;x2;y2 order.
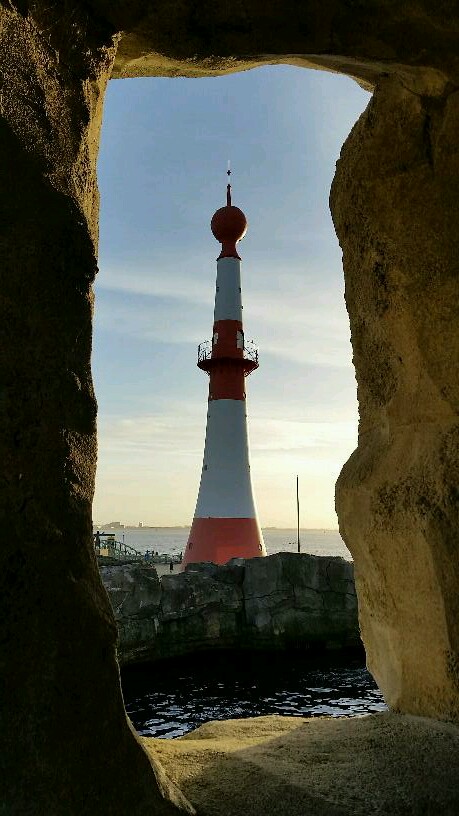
197;339;259;374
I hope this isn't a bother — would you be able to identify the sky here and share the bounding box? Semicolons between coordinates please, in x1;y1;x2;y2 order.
93;66;370;529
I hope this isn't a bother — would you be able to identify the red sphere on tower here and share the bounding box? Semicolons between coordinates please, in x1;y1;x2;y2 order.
210;184;248;259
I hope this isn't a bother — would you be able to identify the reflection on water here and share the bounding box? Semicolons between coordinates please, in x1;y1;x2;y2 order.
122;651;387;739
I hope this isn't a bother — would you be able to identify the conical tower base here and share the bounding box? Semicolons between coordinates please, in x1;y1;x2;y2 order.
183;517;265;566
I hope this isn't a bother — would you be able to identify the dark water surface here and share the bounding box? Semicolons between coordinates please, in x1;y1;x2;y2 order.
122;651;387;739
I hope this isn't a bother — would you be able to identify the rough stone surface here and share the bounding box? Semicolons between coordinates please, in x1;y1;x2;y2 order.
0;4;190;815
160;564;245;658
331;75;459;722
100;563;163;664
101;553;360;665
145;712;459;816
103;1;457;94
243;552;357;651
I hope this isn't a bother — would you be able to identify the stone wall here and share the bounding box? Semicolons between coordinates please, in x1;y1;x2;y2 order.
100;553;360;665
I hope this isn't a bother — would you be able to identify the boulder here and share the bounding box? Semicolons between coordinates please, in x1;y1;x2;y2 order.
243;554;358;650
99;564;162;664
159;567;244;659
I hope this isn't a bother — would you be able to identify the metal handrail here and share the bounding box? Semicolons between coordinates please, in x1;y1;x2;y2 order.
197;339;259;366
94;534;183;565
198;340;212;363
243;340;259;365
94;534;144;563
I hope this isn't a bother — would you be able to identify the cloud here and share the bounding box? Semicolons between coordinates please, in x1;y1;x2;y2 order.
94;407;356;527
98;411;204;459
97;408;356;469
250;417;356;455
94;287;207;346
95;259;353;369
95;261;213;308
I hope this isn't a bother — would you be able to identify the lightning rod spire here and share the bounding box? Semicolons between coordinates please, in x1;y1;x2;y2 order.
227;160;232;206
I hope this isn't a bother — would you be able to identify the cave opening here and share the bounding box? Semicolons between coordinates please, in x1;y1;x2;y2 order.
93;66;370;539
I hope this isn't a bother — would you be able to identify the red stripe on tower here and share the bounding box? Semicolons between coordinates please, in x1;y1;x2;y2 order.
183;172;266;567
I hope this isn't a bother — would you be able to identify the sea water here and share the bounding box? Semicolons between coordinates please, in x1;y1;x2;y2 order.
122;652;386;739
101;527;351;560
115;529;382;738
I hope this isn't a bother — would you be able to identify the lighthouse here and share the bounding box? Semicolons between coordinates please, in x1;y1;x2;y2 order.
183;173;267;567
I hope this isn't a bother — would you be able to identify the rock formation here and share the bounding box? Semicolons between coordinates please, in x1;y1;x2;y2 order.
0;5;191;816
331;76;459;721
100;553;359;665
145;712;459;816
1;1;459;813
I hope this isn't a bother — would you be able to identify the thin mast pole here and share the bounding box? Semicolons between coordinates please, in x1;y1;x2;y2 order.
296;475;300;553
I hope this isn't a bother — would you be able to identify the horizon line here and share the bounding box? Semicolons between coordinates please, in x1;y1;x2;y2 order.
94;524;340;532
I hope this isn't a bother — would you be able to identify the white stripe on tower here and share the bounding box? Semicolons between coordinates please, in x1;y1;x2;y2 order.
183;175;266;567
195;399;257;519
213;256;242;322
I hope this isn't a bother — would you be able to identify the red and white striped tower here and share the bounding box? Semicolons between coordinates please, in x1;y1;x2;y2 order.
183;173;267;566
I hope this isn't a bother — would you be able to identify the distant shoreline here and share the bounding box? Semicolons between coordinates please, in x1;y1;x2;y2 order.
94;525;340;533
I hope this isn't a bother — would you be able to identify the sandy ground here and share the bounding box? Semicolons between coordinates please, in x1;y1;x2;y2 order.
144;712;459;816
